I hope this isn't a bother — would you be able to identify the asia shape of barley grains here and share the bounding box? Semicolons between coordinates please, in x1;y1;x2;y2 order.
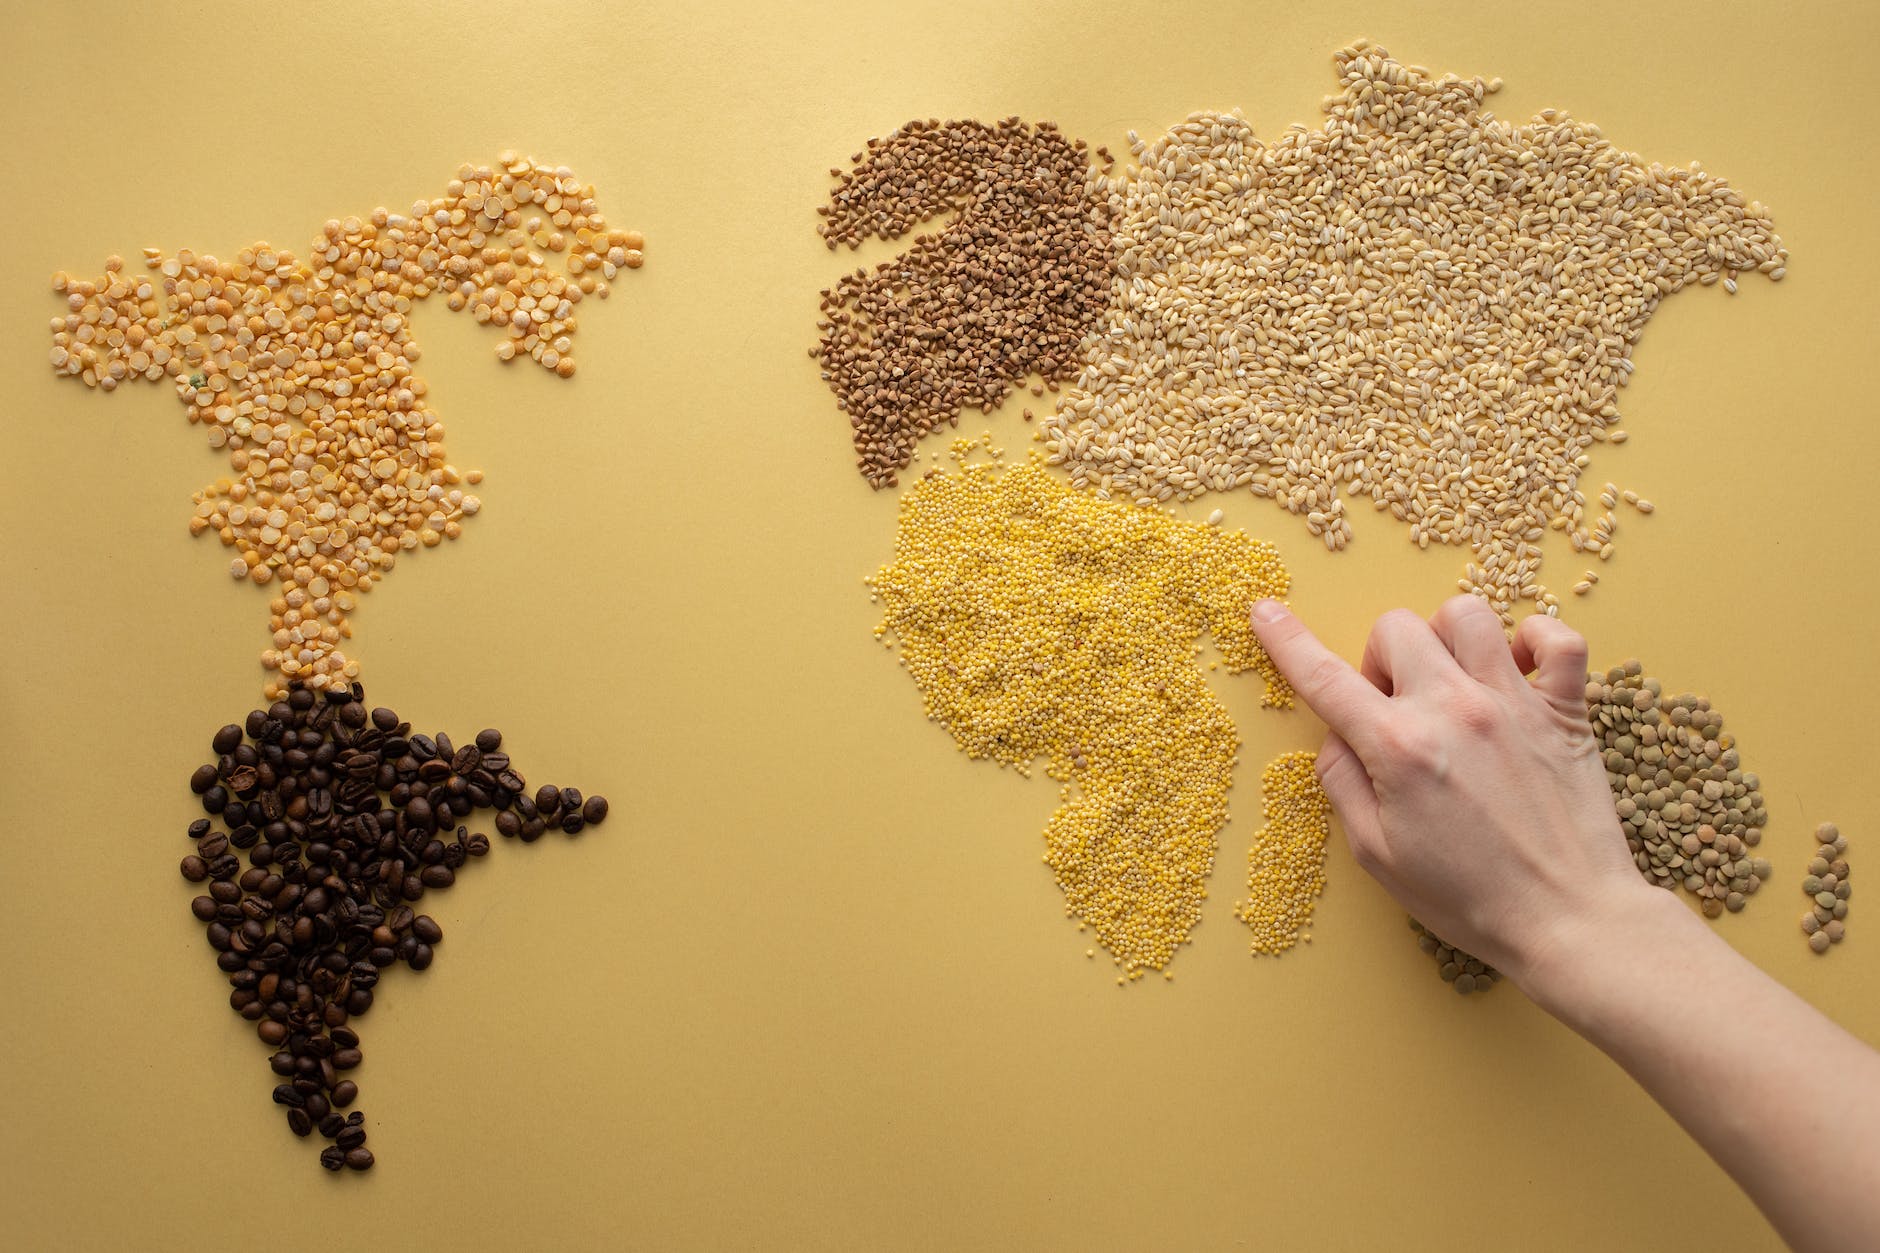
1041;41;1786;622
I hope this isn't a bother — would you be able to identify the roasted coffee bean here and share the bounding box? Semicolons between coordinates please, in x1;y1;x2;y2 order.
320;1145;346;1172
535;784;561;814
561;812;586;836
344;1148;375;1171
582;795;608;825
182;687;609;1171
335;1125;367;1150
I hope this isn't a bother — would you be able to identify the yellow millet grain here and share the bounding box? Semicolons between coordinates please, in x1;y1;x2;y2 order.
1235;751;1333;954
868;439;1291;975
48;155;645;698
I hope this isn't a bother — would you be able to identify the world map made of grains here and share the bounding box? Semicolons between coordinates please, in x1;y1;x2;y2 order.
839;43;1783;977
46;155;644;699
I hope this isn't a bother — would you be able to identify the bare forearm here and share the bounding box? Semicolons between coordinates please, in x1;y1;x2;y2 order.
1519;888;1880;1253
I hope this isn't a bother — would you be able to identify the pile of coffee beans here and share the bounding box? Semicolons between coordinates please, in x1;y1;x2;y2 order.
181;681;608;1171
1802;823;1850;954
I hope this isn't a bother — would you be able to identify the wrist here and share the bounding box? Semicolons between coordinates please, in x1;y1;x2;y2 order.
1506;879;1701;1027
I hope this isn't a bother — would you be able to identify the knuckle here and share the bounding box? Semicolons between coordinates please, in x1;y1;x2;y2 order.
1350;831;1394;877
1445;690;1500;735
1373;720;1432;772
1302;654;1348;697
1313;750;1341;784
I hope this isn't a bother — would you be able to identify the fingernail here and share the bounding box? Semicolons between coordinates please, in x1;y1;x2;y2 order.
1251;598;1288;623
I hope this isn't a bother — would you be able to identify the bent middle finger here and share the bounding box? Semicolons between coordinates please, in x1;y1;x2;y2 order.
1360;607;1461;696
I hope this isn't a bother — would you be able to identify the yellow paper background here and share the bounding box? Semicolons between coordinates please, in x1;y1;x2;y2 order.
2;1;1876;1248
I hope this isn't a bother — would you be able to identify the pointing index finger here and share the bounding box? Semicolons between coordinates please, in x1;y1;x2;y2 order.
1251;600;1389;752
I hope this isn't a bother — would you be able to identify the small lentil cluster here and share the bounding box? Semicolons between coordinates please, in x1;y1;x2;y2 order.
1412;659;1770;994
1408;917;1501;995
181;682;609;1170
1590;660;1768;915
1802;823;1851;954
815;119;1114;487
867;438;1290;979
1235;751;1333;954
1041;41;1786;621
48;154;644;697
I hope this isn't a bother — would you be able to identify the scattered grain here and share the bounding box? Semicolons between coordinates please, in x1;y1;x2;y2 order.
49;156;644;697
1041;42;1785;622
1804;822;1850;954
867;437;1290;975
1589;660;1768;915
1235;751;1333;954
816;119;1113;486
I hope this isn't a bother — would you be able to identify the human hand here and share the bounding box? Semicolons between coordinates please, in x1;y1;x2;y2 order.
1249;595;1669;989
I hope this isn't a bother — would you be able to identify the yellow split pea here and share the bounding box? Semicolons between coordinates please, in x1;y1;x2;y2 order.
48;155;645;698
869;441;1291;976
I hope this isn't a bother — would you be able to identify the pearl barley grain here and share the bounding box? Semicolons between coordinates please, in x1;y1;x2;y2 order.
1041;42;1786;623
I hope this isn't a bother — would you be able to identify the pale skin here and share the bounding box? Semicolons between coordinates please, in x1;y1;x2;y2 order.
1249;594;1880;1253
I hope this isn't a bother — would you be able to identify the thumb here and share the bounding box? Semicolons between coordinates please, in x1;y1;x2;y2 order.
1315;731;1380;843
